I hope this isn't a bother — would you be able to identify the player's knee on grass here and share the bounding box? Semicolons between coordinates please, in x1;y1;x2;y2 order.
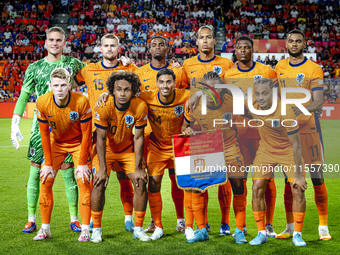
290;184;306;204
229;178;244;195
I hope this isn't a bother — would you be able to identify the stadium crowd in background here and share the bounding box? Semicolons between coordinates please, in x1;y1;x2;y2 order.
0;0;340;103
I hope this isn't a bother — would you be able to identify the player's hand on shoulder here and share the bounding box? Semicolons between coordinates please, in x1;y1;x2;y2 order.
75;165;91;183
11;115;23;150
293;176;307;191
40;165;55;183
93;168;109;187
96;92;110;107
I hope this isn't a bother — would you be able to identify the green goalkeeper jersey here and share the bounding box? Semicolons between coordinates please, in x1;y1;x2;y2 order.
22;55;85;97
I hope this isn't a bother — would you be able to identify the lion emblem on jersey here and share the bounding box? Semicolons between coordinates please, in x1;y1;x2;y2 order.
254;75;263;82
69;112;79;121
272;120;280;128
213;66;222;75
174;105;183;115
223;112;232;123
125;115;134;125
296;73;305;84
64;66;73;76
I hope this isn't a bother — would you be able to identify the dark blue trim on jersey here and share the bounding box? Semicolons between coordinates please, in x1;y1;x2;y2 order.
312;87;323;91
37;118;48;123
101;61;119;69
184;116;190;124
314;113;324;148
287;129;299;135
53;92;71;108
135;124;147;129
158;90;176;105
81;116;92;123
198;55;216;63
114;97;130;111
95;123;108;130
289;57;307;67
150;62;169;71
237;61;256;73
74;76;85;86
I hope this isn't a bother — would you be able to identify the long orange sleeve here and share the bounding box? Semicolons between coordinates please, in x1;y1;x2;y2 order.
38;121;53;166
79;118;92;165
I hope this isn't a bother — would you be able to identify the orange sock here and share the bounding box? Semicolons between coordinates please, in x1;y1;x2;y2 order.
119;179;134;216
314;183;328;226
253;211;266;231
218;181;232;224
169;174;184;219
265;178;276;225
293;212;305;232
233;193;246;231
243;178;248;227
77;178;91;225
284;182;294;224
91;210;103;228
39;177;54;224
204;190;209;224
148;192;163;228
135;211;146;227
192;192;206;230
184;191;194;228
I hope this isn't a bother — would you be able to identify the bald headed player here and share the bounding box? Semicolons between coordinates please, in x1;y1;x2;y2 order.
135;36;186;233
275;29;331;240
223;35;278;237
182;25;234;234
74;34;138;232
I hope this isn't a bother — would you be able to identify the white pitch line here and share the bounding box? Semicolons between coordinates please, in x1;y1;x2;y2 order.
0;145;29;147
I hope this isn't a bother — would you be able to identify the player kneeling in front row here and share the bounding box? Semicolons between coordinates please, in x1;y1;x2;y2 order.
247;78;307;246
34;68;92;241
90;71;149;242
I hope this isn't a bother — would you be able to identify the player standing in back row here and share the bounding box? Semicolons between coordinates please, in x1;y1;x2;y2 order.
11;27;85;234
274;29;331;241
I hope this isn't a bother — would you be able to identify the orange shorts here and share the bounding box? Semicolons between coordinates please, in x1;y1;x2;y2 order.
92;146;135;176
51;142;91;171
147;142;174;176
239;138;260;166
252;145;305;184
300;132;324;165
224;142;245;178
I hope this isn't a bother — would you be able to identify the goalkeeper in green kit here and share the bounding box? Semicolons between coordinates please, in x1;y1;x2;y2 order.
11;27;85;233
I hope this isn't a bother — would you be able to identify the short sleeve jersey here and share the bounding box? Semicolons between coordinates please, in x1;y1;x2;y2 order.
75;61;138;132
36;91;92;144
139;89;190;151
94;96;148;153
185;93;239;144
250;101;299;152
22;56;84;97
134;62;184;91
275;58;323;133
182;55;233;89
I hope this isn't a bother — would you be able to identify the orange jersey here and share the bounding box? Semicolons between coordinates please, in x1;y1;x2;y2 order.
75;61;138;132
36;91;92;165
275;58;323;134
182;55;233;89
223;61;277;139
250;101;299;152
94;96;148;153
135;62;184;91
185;93;239;144
138;89;190;151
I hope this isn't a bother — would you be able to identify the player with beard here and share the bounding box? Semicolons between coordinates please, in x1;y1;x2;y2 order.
74;34;139;232
275;30;331;241
181;25;234;235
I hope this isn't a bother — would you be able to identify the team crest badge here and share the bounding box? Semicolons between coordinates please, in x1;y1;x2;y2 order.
254;75;263;82
69;112;79;121
272;120;280;128
125;115;134;125
213;66;222;75
95;112;100;120
174;105;183;115
296;73;305;84
223;112;232;122
64;66;73;76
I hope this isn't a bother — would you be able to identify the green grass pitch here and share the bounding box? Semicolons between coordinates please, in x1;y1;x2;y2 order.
0;119;339;254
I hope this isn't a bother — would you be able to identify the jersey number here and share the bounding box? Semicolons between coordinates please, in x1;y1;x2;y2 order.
94;79;104;90
309;145;319;158
50;121;57;129
110;125;117;135
152;115;161;125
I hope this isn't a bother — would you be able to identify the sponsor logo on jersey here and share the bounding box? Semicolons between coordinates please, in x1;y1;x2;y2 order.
213;66;222;75
69;112;79;121
191;70;197;74
94;73;101;76
125;115;134;125
174;105;183;115
143;79;151;82
296;73;305;84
